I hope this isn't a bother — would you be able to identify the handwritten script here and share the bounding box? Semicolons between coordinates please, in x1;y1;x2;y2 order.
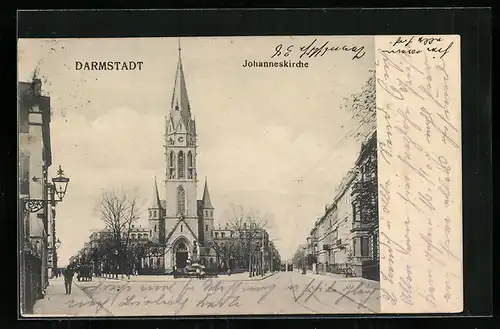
375;35;462;313
270;38;367;60
64;277;382;316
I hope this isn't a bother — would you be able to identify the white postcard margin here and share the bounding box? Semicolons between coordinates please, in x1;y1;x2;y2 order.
375;35;463;313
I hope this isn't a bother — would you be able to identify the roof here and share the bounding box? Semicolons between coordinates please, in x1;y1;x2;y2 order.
151;177;162;209
201;177;214;209
169;46;192;132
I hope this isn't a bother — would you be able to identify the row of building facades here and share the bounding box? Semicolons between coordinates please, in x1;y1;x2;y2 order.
304;131;380;280
19;80;63;313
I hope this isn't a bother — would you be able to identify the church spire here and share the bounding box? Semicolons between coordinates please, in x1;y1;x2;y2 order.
151;176;161;209
202;177;214;209
170;38;191;129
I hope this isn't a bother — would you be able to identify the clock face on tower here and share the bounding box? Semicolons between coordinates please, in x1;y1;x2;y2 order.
178;137;184;142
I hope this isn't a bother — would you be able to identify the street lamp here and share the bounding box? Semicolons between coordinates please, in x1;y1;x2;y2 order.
23;165;70;213
52;165;70;201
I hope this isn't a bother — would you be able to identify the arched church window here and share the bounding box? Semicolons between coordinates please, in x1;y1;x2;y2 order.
177;185;186;215
154;225;157;232
181;225;183;233
187;151;193;179
169;151;175;167
178;151;185;179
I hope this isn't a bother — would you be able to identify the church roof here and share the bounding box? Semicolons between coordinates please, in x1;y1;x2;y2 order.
151;177;162;209
201;177;214;209
170;42;192;130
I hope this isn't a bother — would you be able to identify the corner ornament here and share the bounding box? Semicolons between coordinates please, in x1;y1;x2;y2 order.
24;199;45;213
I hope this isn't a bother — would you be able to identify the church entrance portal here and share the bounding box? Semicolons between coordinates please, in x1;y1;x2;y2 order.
175;242;189;269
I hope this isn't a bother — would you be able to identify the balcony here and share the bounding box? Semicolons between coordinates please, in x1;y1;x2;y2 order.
351;221;372;232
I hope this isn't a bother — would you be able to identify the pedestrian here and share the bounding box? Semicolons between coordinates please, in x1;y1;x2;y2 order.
62;266;75;294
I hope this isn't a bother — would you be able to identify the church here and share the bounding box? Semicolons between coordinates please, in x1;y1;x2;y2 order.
146;45;217;273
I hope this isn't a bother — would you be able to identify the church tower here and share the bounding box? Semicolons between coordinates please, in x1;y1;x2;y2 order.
164;42;199;248
148;177;165;243
200;177;215;245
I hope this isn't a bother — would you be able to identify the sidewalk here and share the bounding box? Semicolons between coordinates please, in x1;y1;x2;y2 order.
110;271;276;283
29;277;112;317
303;270;380;287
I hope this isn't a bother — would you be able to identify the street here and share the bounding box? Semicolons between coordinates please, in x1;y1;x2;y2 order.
31;271;381;316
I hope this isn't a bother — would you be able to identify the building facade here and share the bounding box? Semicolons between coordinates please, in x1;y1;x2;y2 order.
19;79;54;313
212;223;276;273
306;132;379;279
84;225;150;274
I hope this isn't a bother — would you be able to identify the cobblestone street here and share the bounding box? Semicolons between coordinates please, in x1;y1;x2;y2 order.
30;272;380;316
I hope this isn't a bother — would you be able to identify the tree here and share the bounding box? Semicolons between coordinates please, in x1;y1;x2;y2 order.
351;133;378;228
292;246;306;270
345;245;355;277
341;70;376;143
94;188;142;277
225;204;275;274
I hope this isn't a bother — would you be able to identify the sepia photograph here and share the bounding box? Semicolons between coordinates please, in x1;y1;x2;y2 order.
18;36;382;316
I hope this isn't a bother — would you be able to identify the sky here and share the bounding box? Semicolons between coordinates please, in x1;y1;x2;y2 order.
18;36;375;264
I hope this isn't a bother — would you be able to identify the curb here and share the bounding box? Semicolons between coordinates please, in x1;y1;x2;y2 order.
106;272;277;283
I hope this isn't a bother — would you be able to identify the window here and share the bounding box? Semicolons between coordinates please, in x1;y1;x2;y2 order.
150;229;152;235
169;151;175;167
154;210;157;218
352;202;358;222
353;238;358;256
177;185;186;215
211;230;213;237
180;225;183;233
221;232;225;239
154;225;157;232
215;232;219;238
210;210;213;217
178;151;185;178
361;237;370;257
205;225;208;232
138;234;142;239
187;152;194;179
131;234;136;239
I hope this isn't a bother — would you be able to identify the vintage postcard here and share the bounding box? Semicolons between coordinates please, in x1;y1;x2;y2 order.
18;35;462;317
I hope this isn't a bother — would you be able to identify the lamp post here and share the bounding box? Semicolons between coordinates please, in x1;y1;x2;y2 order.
23;165;70;213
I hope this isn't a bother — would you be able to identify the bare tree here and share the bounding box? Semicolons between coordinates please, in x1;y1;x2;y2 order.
224;204;275;274
94;188;142;277
341;70;376;142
